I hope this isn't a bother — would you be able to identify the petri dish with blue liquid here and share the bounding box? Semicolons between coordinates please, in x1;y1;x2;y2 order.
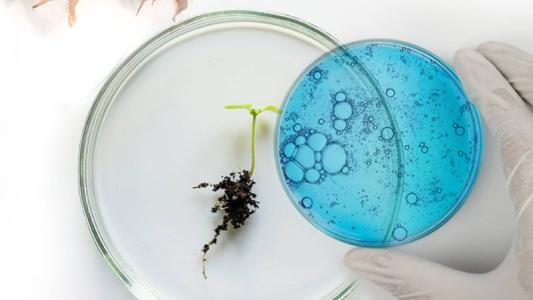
276;40;483;247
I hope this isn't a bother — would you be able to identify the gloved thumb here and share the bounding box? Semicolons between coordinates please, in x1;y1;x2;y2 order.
344;248;487;299
454;45;533;215
453;46;533;147
477;41;533;107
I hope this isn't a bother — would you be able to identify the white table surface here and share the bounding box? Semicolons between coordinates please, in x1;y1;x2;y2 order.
1;0;533;299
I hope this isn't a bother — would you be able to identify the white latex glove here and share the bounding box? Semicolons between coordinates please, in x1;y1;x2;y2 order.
344;41;533;300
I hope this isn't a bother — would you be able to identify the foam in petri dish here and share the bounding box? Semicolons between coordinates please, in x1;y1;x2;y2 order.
276;40;483;247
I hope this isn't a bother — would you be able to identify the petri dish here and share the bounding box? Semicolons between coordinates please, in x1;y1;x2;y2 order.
79;10;375;300
276;40;483;247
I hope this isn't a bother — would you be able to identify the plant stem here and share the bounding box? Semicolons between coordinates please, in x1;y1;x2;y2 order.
224;104;282;176
250;113;257;176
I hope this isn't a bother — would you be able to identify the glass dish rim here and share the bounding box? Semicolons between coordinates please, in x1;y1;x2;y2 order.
274;38;485;248
78;9;363;300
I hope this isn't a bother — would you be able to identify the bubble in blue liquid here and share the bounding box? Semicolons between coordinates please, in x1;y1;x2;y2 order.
460;103;472;113
315;163;322;170
295;135;306;145
385;88;396;97
293;123;302;132
380;127;394;140
300;197;313;209
283;143;296;157
335;91;347;102
295;145;315;169
333;119;347;131
393;226;408;241
404;145;410;150
312;70;323;80
342;166;349;174
421;145;429;153
315;152;321;162
305;169;320;183
307;133;328;151
333;102;353;119
318;118;325;125
284;161;304;182
458;151;464;156
455;126;465;136
322;143;347;174
406;192;418;204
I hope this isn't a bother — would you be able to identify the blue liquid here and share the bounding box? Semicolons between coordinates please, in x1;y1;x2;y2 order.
276;40;483;247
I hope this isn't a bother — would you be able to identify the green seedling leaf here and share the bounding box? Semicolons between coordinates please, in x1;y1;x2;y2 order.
260;105;282;114
224;104;253;110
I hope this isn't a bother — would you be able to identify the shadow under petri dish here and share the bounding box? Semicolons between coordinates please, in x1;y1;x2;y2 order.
276;40;483;247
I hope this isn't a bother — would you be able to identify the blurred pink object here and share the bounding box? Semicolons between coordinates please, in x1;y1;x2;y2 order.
32;0;189;26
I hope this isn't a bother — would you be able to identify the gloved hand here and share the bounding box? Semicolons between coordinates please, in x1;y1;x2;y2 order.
344;42;533;300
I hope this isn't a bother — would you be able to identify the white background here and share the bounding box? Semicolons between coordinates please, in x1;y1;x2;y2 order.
1;0;533;299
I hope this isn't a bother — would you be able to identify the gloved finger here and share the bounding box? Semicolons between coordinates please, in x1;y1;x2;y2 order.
344;248;484;299
477;41;533;107
454;48;525;130
454;49;533;215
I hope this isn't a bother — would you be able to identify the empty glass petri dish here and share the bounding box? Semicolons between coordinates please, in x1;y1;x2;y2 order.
79;10;376;300
276;40;483;247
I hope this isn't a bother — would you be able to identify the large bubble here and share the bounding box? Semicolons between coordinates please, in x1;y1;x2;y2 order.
284;161;304;182
322;143;347;174
294;145;315;169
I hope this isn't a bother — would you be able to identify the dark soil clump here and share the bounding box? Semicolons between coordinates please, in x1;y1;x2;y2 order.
194;170;258;279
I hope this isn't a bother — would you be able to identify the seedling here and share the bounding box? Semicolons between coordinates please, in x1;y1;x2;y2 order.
194;104;282;279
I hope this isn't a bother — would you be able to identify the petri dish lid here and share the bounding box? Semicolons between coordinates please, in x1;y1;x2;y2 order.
79;11;378;300
276;40;483;247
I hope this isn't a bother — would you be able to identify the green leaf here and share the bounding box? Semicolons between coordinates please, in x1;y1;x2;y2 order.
259;105;282;114
224;104;253;110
